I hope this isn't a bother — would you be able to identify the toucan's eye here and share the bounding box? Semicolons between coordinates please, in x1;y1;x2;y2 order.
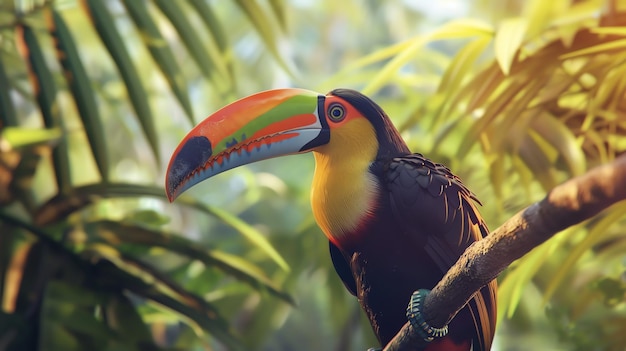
327;103;346;122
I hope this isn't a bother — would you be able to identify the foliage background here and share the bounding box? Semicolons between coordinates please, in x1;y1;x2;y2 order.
1;0;625;350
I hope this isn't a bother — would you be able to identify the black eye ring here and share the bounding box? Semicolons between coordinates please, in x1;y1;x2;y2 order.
327;103;345;122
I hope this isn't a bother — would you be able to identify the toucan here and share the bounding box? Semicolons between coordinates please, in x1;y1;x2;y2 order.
165;88;497;351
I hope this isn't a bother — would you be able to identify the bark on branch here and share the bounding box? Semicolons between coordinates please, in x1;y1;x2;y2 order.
382;154;626;351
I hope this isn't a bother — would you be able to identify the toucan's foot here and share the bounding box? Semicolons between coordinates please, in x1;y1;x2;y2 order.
406;289;449;342
367;348;382;351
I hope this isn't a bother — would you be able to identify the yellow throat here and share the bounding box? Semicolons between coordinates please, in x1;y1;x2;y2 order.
311;118;380;246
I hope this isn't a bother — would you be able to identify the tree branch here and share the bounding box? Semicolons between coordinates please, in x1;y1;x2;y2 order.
383;154;626;351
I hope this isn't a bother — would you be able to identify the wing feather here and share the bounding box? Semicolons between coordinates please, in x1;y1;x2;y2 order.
329;240;357;296
386;154;496;350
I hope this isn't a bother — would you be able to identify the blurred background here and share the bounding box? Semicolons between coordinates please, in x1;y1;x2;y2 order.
1;0;626;350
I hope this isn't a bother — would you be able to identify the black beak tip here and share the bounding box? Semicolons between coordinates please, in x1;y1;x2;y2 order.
166;136;213;201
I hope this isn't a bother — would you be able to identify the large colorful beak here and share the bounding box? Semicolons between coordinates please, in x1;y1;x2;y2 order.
165;88;328;201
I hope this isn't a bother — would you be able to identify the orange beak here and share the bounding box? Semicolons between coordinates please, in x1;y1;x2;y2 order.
165;89;329;201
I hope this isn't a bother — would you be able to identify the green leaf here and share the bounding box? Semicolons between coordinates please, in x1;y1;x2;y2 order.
187;0;228;52
0;59;17;127
81;0;160;164
14;241;49;314
39;324;82;351
16;24;72;194
0;127;61;150
268;0;287;32
122;0;195;124
34;183;290;272
0;310;35;351
40;281;115;347
123;209;170;228
0;226;13;306
541;203;626;303
83;243;244;350
592;277;626;307
234;0;295;75
434;35;492;128
50;10;110;181
0;210;233;349
197;205;290;272
518;132;559;190
187;0;234;88
438;36;492;94
87;220;293;304
10;148;45;212
494;17;527;75
487;154;505;200
456;72;550;161
104;294;153;343
497;226;573;319
153;0;230;90
40;280;161;351
530;113;586;176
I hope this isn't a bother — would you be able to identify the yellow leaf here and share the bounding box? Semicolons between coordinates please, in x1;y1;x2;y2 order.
318;39;414;89
429;18;494;40
494;17;527;75
363;19;493;95
362;34;432;95
551;0;601;27
561;38;626;59
522;0;568;39
591;27;626;36
531;113;586;176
